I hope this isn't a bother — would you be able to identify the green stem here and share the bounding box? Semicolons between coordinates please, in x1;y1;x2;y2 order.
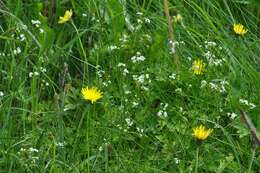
195;147;199;173
248;148;256;173
70;21;88;84
87;109;90;173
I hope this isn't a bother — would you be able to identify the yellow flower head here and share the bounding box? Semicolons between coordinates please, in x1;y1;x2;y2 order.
192;59;205;75
192;125;213;141
81;87;102;104
233;23;247;35
58;9;73;24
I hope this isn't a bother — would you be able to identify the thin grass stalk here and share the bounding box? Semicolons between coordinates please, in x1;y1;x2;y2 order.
163;0;181;71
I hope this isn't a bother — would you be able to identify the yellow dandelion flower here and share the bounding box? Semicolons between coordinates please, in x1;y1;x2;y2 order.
81;87;102;104
192;59;205;75
58;9;73;24
192;125;213;141
233;23;247;36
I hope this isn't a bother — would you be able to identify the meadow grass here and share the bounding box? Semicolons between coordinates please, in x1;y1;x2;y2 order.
0;0;259;172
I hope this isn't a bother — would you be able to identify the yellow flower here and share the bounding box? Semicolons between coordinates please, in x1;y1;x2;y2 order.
192;125;213;141
192;59;205;75
58;9;73;24
233;23;247;35
81;87;102;104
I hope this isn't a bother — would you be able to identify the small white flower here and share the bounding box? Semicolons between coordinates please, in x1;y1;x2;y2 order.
175;88;182;93
209;83;218;90
201;80;207;88
13;47;22;55
131;52;145;63
157;110;163;117
169;73;176;80
144;17;151;23
39;28;44;33
108;45;119;51
34;72;39;76
19;34;26;41
29;72;34;78
125;118;134;126
163;111;168;117
117;63;126;67
239;99;249;105
55;142;66;147
174;158;180;164
137;19;143;24
228;112;238;119
136;12;143;16
0;91;4;97
141;86;149;91
123;68;129;76
31;19;41;25
249;103;256;109
132;102;139;107
125;90;131;94
28;147;39;153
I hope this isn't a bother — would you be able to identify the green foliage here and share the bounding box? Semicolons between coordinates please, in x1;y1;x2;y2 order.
0;0;259;172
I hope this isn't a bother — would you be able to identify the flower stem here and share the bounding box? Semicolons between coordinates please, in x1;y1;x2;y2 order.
87;108;90;173
195;147;199;173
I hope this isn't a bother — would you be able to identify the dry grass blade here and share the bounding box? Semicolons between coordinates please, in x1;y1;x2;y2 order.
163;0;181;71
240;110;260;148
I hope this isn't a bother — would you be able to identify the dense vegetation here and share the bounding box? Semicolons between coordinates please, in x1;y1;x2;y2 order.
0;0;259;172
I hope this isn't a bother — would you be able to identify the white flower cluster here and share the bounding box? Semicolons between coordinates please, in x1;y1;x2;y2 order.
18;147;39;167
11;28;27;42
102;80;111;87
133;74;149;83
157;103;168;118
202;41;224;66
117;63;129;76
131;52;145;63
31;19;44;33
133;73;151;91
125;117;134;127
29;69;46;77
227;112;238;119
108;45;119;52
55;141;66;147
239;99;256;109
132;101;139;108
201;79;229;93
135;72;151;91
29;71;39;77
96;68;105;78
119;34;129;43
135;12;151;31
13;47;22;55
41;79;49;87
136;127;144;137
169;73;176;80
17;33;26;41
0;52;6;56
169;40;185;54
